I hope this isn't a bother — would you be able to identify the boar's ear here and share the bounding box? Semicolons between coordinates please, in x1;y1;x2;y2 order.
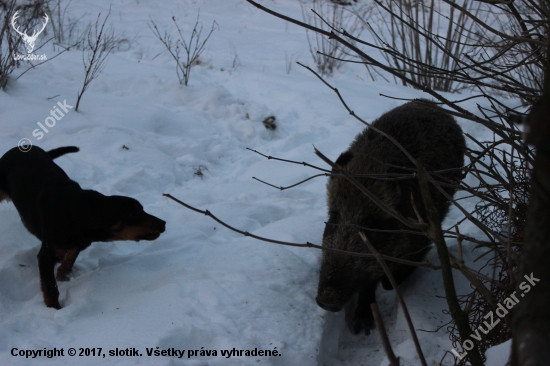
334;151;354;169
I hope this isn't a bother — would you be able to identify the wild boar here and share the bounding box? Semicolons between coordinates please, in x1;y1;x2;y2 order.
316;100;466;334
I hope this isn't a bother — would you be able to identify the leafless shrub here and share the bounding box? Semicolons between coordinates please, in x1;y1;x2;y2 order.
48;0;86;50
75;9;119;112
447;258;515;366
262;1;544;364
229;45;240;71
148;11;217;86
49;0;130;52
301;0;370;76
364;0;490;92
285;50;300;74
263;0;545;357
163;1;546;364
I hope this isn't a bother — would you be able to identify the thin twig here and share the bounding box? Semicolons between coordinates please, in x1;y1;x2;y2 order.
371;301;400;366
359;231;427;366
163;193;436;268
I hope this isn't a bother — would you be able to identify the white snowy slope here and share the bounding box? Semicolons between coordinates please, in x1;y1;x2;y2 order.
0;1;509;365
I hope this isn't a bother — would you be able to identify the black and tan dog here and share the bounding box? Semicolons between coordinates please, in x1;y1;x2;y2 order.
0;146;166;309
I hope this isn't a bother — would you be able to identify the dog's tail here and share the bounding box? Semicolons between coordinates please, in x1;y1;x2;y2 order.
48;146;79;159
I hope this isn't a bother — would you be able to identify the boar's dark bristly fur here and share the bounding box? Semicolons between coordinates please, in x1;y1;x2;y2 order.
316;100;466;335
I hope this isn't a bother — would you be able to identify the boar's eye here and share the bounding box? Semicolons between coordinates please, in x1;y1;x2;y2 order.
324;210;340;231
328;209;340;221
334;151;354;168
378;217;395;230
323;222;338;240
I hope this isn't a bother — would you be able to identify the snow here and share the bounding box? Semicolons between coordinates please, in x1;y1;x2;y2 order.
485;339;511;366
0;0;511;365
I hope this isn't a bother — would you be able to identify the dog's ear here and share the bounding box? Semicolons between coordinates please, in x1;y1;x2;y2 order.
105;196;144;223
77;191;120;236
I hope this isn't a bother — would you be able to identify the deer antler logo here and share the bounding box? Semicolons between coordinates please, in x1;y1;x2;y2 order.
11;11;49;54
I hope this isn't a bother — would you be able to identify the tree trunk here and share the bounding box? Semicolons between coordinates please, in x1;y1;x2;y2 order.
511;40;550;366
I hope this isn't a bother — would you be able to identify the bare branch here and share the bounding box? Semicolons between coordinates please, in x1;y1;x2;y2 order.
359;231;427;366
371;302;400;366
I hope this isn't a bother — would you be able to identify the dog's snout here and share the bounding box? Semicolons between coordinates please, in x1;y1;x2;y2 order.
143;212;166;233
155;219;166;233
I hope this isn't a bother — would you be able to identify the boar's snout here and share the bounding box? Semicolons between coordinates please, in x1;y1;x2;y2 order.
316;261;356;313
315;296;344;312
316;286;349;312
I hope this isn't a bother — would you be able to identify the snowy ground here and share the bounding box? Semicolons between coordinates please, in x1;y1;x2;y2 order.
0;1;509;365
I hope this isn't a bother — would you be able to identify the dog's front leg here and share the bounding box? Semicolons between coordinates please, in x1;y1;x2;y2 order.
37;244;61;309
56;248;80;281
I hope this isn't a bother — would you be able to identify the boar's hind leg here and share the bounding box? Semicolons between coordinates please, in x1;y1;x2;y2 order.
345;284;377;335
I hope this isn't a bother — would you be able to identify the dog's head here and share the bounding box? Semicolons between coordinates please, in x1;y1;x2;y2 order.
105;196;166;242
81;193;166;242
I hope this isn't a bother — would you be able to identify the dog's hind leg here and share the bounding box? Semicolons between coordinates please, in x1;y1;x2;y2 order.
37;244;61;309
56;248;80;282
0;170;9;203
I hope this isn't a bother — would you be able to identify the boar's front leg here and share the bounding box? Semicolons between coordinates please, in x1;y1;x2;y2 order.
381;246;430;290
381;265;417;290
345;283;377;335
